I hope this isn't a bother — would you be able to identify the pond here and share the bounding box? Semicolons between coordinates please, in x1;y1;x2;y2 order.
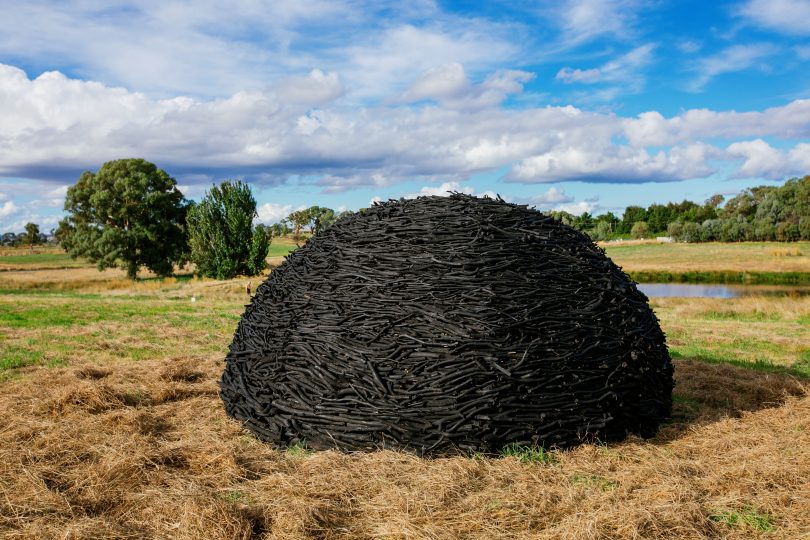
637;283;810;298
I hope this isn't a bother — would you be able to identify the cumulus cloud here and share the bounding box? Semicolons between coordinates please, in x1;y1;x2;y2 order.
1;62;808;205
508;143;716;183
401;64;534;108
403;63;469;102
622;99;810;146
726;139;810;180
276;70;344;105
256;202;299;224
740;0;810;36
342;23;518;100
0;200;18;220
32;185;69;208
403;181;497;199
530;187;574;204
552;200;599;215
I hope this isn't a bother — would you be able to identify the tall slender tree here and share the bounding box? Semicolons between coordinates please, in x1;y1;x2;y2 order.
186;180;271;279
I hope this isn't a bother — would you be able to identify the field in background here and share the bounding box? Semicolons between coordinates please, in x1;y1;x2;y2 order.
603;241;810;273
0;245;808;538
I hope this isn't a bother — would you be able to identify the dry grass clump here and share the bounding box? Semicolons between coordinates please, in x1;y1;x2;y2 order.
769;247;802;257
1;354;807;539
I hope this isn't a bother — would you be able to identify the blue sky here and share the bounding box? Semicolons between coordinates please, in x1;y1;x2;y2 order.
0;0;809;230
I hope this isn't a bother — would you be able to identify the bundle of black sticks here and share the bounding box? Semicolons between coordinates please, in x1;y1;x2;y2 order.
221;194;673;454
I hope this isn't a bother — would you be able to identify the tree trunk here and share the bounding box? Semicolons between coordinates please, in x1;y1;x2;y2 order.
127;260;138;280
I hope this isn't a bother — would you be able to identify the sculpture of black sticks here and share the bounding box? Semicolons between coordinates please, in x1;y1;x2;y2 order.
221;194;673;454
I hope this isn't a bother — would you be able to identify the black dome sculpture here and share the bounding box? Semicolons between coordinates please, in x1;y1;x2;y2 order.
221;194;673;454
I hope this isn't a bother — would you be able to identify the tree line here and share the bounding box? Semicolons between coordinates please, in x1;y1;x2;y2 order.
46;159;356;280
4;159;808;279
0;223;48;248
550;175;810;242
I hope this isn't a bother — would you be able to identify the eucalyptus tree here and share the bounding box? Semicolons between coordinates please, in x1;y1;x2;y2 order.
59;158;190;279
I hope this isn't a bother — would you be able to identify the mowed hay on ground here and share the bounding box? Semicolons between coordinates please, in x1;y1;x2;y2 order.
1;247;809;538
0;354;807;538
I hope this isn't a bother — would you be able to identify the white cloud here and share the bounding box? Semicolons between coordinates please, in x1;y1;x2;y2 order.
508;143;716;183
0;1;518;101
256;202;308;224
403;181;497;199
796;45;810;60
341;23;518;101
726;139;810;180
687;43;778;92
554;0;642;46
401;64;534;109
256;203;304;224
408;181;475;197
740;0;810;36
788;143;810;169
0;200;18;220
727;139;786;178
622;99;810;146
553;200;599;215
276;69;344;105
530;187;574;204
677;40;701;54
1;62;808;215
31;185;69;208
403;63;469;102
556;43;655;86
556;67;602;84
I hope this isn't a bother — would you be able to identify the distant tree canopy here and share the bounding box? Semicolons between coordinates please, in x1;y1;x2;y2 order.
23;223;41;247
58;158;190;279
555;175;809;243
186;180;271;279
284;205;345;238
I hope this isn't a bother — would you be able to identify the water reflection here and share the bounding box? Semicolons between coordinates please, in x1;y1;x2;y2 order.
638;283;810;298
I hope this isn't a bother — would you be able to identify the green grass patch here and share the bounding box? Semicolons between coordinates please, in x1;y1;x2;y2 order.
285;442;313;457
0;305;104;328
267;243;298;258
500;443;555;464
0;291;244;373
627;270;810;285
670;348;810;378
569;473;618;491
0;252;83;266
710;507;774;532
0;344;43;370
219;490;257;505
701;310;781;322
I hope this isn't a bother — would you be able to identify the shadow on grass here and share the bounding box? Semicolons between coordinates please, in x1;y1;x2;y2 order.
656;357;808;443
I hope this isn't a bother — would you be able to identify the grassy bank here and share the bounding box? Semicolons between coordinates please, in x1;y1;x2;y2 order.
627;269;810;284
1;248;808;538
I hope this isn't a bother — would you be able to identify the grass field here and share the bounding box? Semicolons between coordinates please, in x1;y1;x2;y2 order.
0;244;808;538
604;241;810;283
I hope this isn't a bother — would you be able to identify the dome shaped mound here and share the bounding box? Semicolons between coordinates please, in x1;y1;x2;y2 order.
221;194;673;454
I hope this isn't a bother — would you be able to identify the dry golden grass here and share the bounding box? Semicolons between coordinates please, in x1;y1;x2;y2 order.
651;295;810;370
604;242;810;274
0;354;807;539
2;248;810;538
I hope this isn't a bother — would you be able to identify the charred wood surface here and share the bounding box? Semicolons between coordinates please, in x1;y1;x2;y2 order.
220;194;673;454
